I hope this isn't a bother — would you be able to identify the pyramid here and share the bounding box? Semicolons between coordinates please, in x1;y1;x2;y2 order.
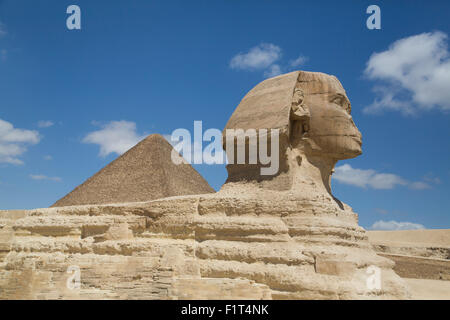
51;134;214;207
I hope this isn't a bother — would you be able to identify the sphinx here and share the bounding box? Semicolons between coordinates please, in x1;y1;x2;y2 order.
0;71;409;299
223;71;361;195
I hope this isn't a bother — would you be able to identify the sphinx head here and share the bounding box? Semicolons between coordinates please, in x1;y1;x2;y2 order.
290;72;362;160
223;70;362;190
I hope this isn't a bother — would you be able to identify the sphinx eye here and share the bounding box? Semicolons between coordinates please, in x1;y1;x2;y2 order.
331;96;344;106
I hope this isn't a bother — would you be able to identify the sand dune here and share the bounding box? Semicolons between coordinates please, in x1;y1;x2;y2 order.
368;229;449;299
367;229;450;247
404;279;450;300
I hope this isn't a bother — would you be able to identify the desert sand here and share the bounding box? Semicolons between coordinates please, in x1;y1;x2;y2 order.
404;279;450;300
368;229;450;299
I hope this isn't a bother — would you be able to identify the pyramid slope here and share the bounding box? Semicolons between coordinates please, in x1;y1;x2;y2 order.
51;134;214;207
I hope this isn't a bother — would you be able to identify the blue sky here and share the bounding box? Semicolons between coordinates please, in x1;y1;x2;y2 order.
0;0;449;230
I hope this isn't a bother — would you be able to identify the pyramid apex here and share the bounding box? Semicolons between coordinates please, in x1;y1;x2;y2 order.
144;133;166;141
140;133;172;147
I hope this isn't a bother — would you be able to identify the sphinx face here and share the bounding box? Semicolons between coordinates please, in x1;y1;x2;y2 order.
304;76;362;160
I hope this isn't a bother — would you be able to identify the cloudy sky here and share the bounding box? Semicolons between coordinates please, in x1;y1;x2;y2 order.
0;1;449;231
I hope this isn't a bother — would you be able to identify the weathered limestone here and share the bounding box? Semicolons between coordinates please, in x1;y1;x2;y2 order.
0;71;410;299
0;194;408;299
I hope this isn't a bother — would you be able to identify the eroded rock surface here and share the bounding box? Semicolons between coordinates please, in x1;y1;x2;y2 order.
0;193;408;299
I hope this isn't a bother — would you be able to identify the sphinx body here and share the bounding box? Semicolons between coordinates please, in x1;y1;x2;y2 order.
0;71;409;299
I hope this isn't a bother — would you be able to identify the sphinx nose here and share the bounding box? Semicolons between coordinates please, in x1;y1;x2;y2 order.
348;116;362;138
348;115;356;127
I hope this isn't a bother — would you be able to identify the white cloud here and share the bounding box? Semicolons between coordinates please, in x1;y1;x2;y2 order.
409;181;431;190
83;120;145;157
364;86;414;115
37;120;54;128
30;174;61;182
290;55;308;67
230;43;308;78
230;43;281;70
0;119;40;165
364;31;450;114
334;164;435;190
369;220;425;231
263;64;282;78
334;164;407;189
43;155;52;161
423;173;441;185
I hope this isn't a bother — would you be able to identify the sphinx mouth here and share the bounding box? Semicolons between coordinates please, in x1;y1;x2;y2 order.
351;136;362;146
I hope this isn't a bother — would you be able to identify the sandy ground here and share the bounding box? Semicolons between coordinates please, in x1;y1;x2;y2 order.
367;229;450;299
404;278;450;300
367;229;450;261
367;229;450;247
378;253;450;280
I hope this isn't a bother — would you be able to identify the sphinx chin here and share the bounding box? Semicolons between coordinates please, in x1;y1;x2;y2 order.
325;137;363;160
336;145;363;160
343;140;363;159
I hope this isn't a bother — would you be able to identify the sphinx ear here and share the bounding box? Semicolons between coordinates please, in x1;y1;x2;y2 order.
291;103;310;121
290;112;310;140
290;87;311;141
290;88;310;121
